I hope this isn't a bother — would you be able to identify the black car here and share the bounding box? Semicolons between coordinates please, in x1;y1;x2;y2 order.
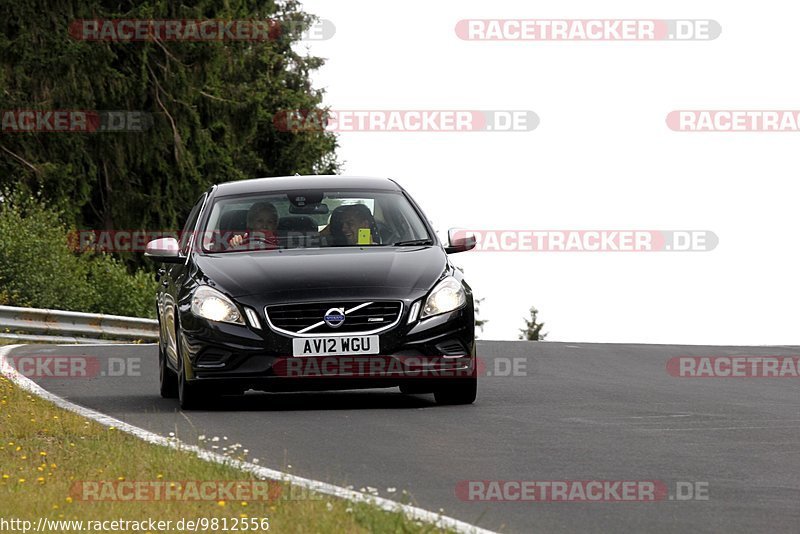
145;176;477;409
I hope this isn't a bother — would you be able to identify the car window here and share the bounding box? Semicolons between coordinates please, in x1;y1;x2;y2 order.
201;190;431;252
179;194;205;255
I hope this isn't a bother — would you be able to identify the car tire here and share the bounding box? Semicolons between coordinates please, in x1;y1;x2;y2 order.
174;327;205;410
178;355;204;410
159;344;178;399
433;376;477;405
399;382;432;394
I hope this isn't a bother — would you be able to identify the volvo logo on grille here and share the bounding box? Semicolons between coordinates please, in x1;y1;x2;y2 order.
323;308;346;328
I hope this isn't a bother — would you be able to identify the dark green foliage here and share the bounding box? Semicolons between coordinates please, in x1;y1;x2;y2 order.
0;195;158;317
0;0;339;235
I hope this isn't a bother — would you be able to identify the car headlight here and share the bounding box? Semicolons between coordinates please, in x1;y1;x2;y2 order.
191;286;244;325
421;276;466;319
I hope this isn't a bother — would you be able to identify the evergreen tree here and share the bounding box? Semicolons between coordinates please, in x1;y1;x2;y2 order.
0;0;339;239
519;306;547;341
474;297;487;335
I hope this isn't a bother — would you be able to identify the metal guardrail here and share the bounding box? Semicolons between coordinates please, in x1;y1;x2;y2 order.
0;305;159;344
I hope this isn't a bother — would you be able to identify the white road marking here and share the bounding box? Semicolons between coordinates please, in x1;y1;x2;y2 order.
638;426;800;431
622;415;692;419
0;344;495;534
52;343;159;347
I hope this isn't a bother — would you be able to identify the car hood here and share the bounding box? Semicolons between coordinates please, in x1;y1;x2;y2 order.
194;246;448;300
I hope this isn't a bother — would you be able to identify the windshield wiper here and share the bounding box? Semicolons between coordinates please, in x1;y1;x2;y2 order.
393;239;434;246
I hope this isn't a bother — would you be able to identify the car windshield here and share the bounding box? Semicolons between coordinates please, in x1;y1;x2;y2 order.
201;189;432;252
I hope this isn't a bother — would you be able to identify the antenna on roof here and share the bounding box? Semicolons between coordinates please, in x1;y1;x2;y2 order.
294;173;301;176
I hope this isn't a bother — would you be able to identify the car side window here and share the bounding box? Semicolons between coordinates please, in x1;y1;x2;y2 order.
179;195;206;255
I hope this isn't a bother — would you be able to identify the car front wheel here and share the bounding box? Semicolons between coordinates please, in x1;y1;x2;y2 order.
177;355;204;410
175;326;204;410
433;374;477;405
159;343;178;399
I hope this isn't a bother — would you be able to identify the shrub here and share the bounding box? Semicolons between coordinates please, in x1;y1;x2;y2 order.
0;196;157;318
84;254;159;318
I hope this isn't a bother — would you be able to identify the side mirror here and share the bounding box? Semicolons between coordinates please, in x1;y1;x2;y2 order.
444;228;476;254
144;237;183;263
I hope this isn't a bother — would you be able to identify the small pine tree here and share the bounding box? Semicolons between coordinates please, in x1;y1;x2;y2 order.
475;297;487;335
519;306;547;341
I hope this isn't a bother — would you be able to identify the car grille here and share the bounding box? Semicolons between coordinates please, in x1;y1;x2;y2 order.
265;301;403;336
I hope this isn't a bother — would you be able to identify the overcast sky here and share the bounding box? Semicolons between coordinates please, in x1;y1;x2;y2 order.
296;0;799;345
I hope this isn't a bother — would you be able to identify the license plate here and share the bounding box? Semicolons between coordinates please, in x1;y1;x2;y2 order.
292;336;380;357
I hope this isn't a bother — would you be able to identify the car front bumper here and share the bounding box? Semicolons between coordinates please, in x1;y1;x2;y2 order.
176;304;475;392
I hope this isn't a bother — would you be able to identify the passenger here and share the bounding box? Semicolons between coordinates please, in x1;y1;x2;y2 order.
321;204;378;245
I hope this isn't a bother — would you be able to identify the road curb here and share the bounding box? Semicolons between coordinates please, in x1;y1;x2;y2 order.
0;344;496;534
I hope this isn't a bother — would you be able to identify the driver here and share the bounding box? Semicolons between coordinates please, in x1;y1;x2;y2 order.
227;201;279;249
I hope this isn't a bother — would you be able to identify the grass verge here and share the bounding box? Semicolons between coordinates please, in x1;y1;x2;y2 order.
0;373;448;533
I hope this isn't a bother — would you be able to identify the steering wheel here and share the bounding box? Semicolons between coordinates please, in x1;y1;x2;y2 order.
230;235;277;249
246;235;278;247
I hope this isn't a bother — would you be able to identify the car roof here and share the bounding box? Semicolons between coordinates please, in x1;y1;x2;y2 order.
213;175;403;196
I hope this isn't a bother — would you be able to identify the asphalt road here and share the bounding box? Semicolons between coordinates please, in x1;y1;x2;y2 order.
6;341;800;533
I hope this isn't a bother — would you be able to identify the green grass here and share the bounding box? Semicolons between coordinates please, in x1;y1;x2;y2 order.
0;374;448;533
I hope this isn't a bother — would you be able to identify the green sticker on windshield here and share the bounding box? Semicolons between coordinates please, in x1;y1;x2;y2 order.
358;228;371;245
